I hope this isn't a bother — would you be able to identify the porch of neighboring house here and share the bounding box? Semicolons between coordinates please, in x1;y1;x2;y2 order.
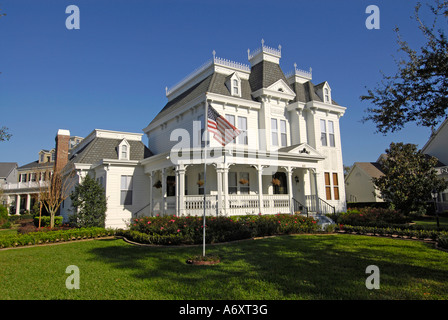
136;162;336;218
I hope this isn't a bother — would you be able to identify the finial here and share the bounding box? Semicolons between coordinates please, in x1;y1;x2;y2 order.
310;67;312;73
294;62;297;69
165;86;168;95
278;44;282;51
247;48;250;59
261;39;265;47
212;50;216;59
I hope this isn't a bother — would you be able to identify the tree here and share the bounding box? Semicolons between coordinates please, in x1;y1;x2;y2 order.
373;142;448;215
69;174;107;228
39;169;75;228
0;127;12;142
361;0;448;134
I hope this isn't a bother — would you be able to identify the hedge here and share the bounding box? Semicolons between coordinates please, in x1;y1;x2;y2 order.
121;214;321;245
34;216;63;228
0;227;115;249
337;224;448;249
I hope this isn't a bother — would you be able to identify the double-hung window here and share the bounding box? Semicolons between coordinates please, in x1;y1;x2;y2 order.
120;175;133;205
237;116;248;145
271;119;278;146
320;120;327;147
225;114;236;144
280;120;287;147
328;121;335;147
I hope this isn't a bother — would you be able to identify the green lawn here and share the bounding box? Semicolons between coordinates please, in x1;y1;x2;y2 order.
0;234;447;300
413;216;448;227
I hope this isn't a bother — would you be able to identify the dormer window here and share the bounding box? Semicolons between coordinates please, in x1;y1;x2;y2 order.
118;139;130;160
226;73;241;97
324;88;330;103
233;79;239;95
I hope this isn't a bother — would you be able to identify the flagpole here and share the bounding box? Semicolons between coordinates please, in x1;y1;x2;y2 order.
203;101;208;257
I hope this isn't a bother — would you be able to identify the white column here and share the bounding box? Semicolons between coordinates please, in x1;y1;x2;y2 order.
16;194;21;215
216;167;223;216
257;165;263;214
26;194;31;212
148;171;153;215
222;166;229;215
161;168;166;215
178;165;186;216
286;167;293;213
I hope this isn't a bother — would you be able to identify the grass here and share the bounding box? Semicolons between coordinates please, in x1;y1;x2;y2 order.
413;216;448;227
0;234;447;300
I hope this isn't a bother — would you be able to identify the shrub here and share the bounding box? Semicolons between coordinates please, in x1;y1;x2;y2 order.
437;235;448;250
0;227;115;248
336;207;410;226
34;216;63;228
126;214;321;245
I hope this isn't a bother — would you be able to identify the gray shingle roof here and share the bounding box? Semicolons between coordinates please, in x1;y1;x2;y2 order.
149;57;340;127
17;161;53;171
68;138;153;165
249;60;289;92
0;162;17;178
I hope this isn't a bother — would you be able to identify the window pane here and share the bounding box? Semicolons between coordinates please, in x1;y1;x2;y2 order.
320;120;326;133
328;121;334;134
324;172;331;186
326;187;332;200
271;119;278;146
321;133;327;146
334;187;340;200
238;116;248;145
332;173;339;186
329;134;335;147
226;115;236;144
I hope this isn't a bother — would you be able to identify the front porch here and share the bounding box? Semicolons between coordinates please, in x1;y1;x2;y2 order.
137;159;335;217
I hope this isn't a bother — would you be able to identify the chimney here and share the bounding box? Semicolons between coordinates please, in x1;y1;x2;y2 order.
54;129;71;173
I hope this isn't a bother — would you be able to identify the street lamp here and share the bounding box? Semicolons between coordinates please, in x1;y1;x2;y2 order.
431;189;440;228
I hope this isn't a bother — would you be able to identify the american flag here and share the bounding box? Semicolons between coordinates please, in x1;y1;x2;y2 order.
207;105;241;146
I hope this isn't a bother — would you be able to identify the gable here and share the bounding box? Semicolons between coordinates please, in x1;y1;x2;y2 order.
277;143;325;160
266;79;296;96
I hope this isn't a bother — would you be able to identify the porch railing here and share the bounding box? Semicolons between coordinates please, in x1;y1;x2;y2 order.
184;195;218;216
292;198;308;217
305;195;335;215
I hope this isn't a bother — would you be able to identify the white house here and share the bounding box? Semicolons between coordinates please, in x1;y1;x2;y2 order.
60;41;348;229
421;118;448;211
345;160;384;203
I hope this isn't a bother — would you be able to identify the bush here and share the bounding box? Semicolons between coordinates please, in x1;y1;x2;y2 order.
34;216;63;228
336;207;410;226
0;204;9;228
124;214;321;245
0;227;115;248
437;235;448;250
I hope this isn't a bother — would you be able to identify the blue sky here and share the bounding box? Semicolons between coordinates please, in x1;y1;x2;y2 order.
0;0;441;167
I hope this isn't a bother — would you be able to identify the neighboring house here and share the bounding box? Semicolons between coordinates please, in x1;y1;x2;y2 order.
345;159;384;203
59;129;152;228
0;162;17;186
421;118;448;212
2;133;83;214
0;162;18;206
58;41;348;228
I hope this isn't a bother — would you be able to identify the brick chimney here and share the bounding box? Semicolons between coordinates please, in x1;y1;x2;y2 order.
54;129;71;173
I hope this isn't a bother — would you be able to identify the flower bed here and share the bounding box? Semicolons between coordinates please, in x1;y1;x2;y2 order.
117;214;321;246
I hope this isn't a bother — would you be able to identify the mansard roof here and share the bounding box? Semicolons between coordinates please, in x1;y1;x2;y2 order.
67;137;152;165
248;60;289;92
149;48;341;127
